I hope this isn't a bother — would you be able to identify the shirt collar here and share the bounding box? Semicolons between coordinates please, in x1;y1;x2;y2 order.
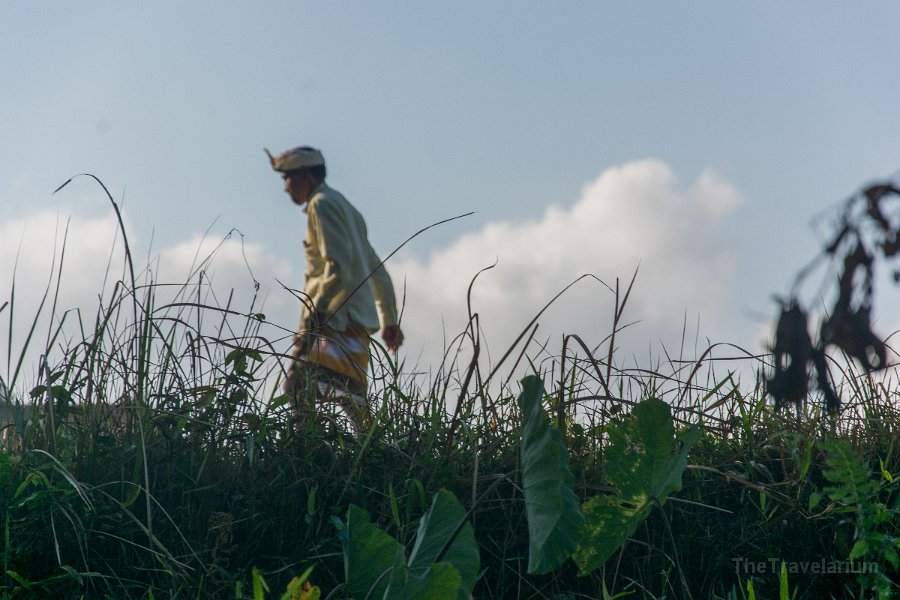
302;182;329;214
311;182;328;198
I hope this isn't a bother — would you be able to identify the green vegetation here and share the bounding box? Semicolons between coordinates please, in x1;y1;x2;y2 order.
2;179;899;598
3;271;897;599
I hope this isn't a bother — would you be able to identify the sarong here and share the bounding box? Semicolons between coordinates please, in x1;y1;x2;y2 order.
289;324;371;395
284;323;372;429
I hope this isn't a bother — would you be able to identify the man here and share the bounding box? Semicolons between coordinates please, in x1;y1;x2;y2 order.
267;146;403;428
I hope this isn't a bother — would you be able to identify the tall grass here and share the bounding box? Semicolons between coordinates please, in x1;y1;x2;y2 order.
2;179;899;599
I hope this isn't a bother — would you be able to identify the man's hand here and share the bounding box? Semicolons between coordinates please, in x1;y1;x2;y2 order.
382;325;404;353
306;310;330;331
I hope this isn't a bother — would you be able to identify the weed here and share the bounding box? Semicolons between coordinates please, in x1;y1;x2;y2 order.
2;175;900;598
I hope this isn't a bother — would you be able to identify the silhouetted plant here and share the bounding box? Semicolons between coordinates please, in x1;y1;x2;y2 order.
767;181;900;412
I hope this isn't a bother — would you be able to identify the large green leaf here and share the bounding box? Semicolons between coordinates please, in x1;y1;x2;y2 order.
343;505;404;600
383;551;462;600
576;493;651;573
343;491;478;600
574;397;698;574
518;375;585;575
407;489;480;600
607;397;698;507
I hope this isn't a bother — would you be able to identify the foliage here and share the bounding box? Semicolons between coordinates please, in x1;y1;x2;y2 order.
767;182;900;412
516;378;699;581
818;439;900;598
574;397;698;574
337;489;479;600
239;566;320;600
3;264;899;599
517;375;584;575
2;173;900;598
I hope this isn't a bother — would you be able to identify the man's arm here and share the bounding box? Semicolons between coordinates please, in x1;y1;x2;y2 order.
382;324;404;352
366;242;403;351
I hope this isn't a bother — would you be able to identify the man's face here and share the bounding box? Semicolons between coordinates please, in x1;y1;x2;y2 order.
283;170;315;206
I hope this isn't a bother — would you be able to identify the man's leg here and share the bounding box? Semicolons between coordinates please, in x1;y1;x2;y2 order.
306;325;373;430
285;325;373;430
284;337;320;425
314;366;372;431
285;361;371;430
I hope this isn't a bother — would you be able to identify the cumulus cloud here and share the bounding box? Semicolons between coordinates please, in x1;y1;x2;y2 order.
153;230;295;319
0;210;123;348
0;210;123;387
389;159;748;378
2;160;758;395
0;211;299;389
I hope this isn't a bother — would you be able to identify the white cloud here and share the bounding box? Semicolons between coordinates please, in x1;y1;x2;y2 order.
389;159;749;381
0;210;123;339
0;211;299;392
1;160;763;397
0;210;124;387
153;231;295;317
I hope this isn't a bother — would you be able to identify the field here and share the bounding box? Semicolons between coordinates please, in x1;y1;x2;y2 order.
2;183;900;599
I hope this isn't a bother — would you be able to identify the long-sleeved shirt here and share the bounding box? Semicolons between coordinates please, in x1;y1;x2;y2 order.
300;182;399;334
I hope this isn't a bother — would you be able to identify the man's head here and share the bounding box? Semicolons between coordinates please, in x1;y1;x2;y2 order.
266;146;328;205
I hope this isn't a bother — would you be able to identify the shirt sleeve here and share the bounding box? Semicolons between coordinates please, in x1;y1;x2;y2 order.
367;243;399;327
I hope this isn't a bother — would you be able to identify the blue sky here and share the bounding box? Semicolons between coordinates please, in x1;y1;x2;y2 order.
2;3;900;388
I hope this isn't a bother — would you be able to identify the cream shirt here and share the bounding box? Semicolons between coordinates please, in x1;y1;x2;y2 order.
301;183;399;333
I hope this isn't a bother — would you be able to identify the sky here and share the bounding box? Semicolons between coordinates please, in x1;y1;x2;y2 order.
2;2;900;395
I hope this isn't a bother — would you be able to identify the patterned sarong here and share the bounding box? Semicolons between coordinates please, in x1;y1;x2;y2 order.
284;324;372;430
292;324;371;394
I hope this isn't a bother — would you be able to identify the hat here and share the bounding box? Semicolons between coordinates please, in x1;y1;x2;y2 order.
265;146;326;172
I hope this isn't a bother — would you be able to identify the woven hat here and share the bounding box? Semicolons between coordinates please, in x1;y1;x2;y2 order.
265;146;325;172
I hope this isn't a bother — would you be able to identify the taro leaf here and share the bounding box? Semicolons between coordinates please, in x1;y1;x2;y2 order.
383;547;409;597
342;505;404;600
607;397;699;505
574;397;699;574
518;375;585;575
407;489;479;600
575;494;650;575
383;549;462;600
